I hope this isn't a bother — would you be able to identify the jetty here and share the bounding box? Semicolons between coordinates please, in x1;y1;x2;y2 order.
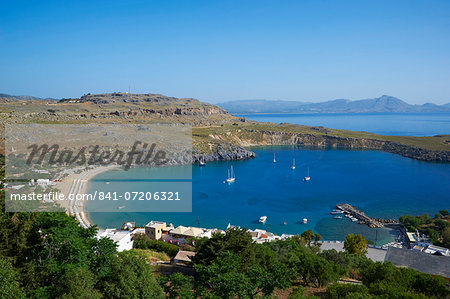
336;203;387;228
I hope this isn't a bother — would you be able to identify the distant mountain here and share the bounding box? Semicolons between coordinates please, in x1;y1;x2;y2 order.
0;93;58;101
217;95;450;114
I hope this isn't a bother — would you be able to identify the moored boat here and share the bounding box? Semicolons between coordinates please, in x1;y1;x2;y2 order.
303;167;311;181
225;165;235;183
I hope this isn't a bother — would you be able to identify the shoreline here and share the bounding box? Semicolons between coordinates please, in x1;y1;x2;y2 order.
56;165;119;228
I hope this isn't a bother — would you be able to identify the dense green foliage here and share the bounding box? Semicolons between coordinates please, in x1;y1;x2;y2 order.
0;257;25;299
177;228;448;298
158;272;195;299
360;261;449;298
133;233;179;257
399;212;450;247
0;192;163;298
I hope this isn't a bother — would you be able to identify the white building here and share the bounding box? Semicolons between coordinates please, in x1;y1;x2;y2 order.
96;229;133;252
423;244;449;256
36;179;52;186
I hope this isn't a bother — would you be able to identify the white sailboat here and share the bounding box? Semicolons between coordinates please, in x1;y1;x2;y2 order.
226;165;235;183
291;158;296;170
259;216;267;223
273;153;276;163
303;167;311;181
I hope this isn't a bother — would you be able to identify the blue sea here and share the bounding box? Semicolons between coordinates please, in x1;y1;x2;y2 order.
236;112;450;136
87;113;450;245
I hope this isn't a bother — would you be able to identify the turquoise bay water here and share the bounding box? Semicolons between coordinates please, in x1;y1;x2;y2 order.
236;113;450;136
87;146;450;245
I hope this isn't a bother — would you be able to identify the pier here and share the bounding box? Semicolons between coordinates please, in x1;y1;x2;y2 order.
336;203;387;228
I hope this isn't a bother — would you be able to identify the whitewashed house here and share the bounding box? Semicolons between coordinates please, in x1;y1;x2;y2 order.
96;229;133;252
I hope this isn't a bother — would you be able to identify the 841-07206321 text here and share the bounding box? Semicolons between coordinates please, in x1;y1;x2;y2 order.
9;191;182;202
97;191;181;201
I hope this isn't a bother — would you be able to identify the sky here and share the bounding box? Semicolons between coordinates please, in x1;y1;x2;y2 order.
1;0;450;104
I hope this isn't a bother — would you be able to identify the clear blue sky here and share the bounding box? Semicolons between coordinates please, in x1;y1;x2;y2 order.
1;0;450;104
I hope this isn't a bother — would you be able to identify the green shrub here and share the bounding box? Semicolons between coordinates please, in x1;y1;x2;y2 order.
326;283;369;299
133;234;179;258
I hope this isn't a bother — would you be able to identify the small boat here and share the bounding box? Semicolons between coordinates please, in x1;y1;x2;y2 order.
291;158;296;170
303;218;308;224
199;158;206;166
117;206;125;210
282;221;287;225
225;166;235;183
330;209;344;214
105;181;110;185
273;153;276;163
303;167;311;181
351;218;358;222
259;216;267;223
333;216;343;219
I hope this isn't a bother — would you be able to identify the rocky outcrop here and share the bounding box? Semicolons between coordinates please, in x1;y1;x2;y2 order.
238;129;450;162
193;143;256;163
198;129;449;163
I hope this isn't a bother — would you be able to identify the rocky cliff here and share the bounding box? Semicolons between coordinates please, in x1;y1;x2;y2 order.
193;125;450;163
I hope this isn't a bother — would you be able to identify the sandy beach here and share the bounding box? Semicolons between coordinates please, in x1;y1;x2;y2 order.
56;165;119;227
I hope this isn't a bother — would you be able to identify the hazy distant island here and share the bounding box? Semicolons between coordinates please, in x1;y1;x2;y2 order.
217;95;450;114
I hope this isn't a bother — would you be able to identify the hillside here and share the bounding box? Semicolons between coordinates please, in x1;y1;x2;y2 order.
0;93;235;126
217;95;450;114
0;93;449;162
0;93;58;101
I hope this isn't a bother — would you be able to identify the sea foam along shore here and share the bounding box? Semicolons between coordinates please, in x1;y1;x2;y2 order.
56;165;119;228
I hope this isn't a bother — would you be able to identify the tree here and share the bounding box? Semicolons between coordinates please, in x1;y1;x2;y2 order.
326;283;369;299
434;219;450;231
314;233;322;243
439;209;448;216
300;229;314;244
194;252;253;298
57;266;101;299
98;250;164;298
442;227;450;249
247;246;291;296
413;272;450;298
319;249;351;277
159;273;194;299
0;257;25;299
192;227;255;268
344;234;368;255
286;252;339;287
361;261;396;286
